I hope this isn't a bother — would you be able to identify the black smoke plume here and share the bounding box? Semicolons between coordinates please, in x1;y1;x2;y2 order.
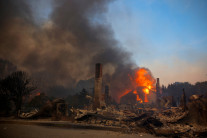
0;0;149;100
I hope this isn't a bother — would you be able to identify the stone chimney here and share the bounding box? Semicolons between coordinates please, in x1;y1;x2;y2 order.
156;78;161;107
93;63;102;110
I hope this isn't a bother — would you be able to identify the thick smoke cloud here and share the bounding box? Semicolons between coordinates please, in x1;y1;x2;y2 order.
0;0;148;99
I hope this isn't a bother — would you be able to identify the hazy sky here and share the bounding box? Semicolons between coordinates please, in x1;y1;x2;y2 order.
28;0;207;86
105;0;207;85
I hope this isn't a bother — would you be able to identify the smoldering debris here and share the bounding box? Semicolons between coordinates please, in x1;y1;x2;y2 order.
17;95;207;137
70;98;207;137
19;98;67;120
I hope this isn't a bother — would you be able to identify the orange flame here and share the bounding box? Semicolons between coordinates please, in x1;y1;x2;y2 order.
119;68;155;103
133;90;143;103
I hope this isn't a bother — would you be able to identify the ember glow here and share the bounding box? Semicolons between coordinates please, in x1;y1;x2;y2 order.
119;68;156;103
133;90;143;103
36;92;41;96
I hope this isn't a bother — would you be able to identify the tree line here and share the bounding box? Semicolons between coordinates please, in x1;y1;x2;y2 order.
161;81;207;103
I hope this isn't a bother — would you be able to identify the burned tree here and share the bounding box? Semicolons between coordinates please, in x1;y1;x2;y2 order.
0;79;11;116
180;88;187;111
2;71;36;116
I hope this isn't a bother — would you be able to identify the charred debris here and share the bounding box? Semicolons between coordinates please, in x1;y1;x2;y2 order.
1;63;207;138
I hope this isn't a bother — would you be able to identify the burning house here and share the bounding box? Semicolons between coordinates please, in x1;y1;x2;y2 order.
119;68;157;105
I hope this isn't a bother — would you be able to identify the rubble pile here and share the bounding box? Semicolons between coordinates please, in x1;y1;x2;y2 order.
70;105;207;137
18;96;207;137
19;109;39;118
151;106;207;137
19;98;67;119
187;95;207;125
72;108;162;133
156;107;188;123
155;123;207;137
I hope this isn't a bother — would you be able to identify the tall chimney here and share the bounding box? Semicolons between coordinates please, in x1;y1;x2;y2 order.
93;63;102;110
156;78;161;107
156;78;160;94
105;85;109;106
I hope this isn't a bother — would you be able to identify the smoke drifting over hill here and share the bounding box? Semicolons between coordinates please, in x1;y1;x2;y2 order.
0;0;155;99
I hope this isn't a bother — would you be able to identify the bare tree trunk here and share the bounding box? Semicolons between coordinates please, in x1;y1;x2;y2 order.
15;97;22;117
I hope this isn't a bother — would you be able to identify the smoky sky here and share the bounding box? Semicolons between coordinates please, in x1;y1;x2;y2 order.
0;0;155;99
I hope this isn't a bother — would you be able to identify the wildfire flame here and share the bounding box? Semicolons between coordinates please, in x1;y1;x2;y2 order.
119;68;156;103
133;90;143;103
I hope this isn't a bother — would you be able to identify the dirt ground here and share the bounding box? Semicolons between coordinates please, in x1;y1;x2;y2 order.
0;124;158;138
